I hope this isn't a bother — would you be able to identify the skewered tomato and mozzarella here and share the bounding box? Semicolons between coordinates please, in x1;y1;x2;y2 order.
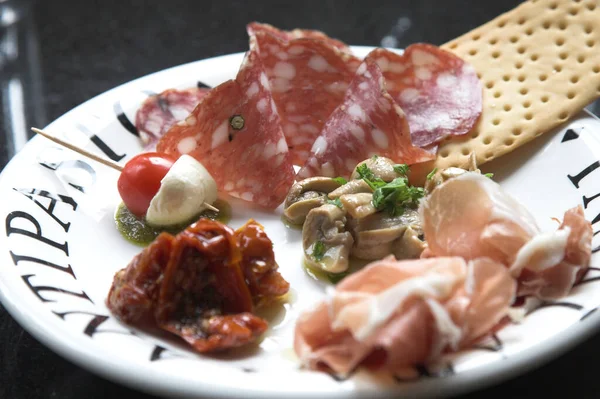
116;152;218;227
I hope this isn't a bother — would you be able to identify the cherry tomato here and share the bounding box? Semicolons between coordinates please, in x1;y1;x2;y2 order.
117;152;177;218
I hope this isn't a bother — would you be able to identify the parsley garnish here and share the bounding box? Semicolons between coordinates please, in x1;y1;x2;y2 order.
484;172;494;179
326;198;343;209
357;164;424;216
371;154;379;161
426;168;438;180
312;241;326;261
356;164;387;190
393;164;409;176
332;177;347;185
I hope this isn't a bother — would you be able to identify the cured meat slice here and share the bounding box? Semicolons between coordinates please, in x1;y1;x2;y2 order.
419;172;593;300
294;255;515;376
297;58;434;180
135;87;209;149
247;22;353;55
107;218;289;353
369;45;482;148
156;40;295;210
249;25;361;165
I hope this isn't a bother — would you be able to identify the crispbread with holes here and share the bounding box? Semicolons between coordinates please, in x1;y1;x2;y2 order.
409;0;600;185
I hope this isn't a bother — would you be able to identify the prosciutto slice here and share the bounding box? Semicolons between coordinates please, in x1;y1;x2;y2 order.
420;172;593;299
294;256;515;376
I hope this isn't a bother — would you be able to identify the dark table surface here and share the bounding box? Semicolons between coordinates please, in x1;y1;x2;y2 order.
1;0;599;398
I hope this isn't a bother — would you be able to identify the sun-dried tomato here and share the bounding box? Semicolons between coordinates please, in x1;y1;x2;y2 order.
107;218;288;352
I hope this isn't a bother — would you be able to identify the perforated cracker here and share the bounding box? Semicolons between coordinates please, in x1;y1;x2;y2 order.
410;0;600;184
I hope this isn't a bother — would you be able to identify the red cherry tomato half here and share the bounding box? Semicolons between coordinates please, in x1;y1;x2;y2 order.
117;152;177;218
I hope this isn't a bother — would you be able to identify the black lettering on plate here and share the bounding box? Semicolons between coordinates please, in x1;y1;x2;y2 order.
150;346;167;361
10;251;75;279
197;81;211;89
583;193;600;209
561;128;580;142
568;161;600;188
77;123;126;162
5;211;69;255
150;345;182;362
22;274;93;304
581;308;597;321
54;311;138;338
474;333;503;352
89;135;126;162
113;102;139;137
13;188;77;232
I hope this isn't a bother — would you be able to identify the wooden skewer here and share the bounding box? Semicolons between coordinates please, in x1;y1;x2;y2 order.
31;127;220;213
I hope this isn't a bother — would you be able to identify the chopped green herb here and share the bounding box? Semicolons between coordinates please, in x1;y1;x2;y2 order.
484;172;494;179
312;240;326;261
426;168;438;180
371;177;425;216
332;177;347;185
355;164;423;216
371;154;379;161
356;164;387;190
327;271;350;284
393;164;409;176
326;197;343;209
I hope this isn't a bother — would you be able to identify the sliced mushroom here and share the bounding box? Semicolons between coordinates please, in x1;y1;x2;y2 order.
283;177;342;225
350;156;401;182
339;193;377;219
348;209;423;260
303;204;354;274
425;153;482;193
393;226;426;259
328;179;372;199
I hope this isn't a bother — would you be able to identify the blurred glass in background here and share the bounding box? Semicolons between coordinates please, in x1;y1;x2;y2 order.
0;0;45;165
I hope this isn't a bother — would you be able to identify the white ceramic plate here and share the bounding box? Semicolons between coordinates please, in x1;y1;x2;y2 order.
1;46;600;399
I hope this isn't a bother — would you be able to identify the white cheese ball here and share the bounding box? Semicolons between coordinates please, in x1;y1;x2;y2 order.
145;155;218;227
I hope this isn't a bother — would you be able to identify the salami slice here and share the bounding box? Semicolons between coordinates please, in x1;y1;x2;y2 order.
156;41;295;210
247;22;353;55
369;45;482;148
135;87;209;149
297;58;434;180
249;27;361;165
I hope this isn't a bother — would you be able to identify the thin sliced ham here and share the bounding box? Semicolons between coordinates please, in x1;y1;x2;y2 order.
297;58;434;180
420;172;593;300
294;255;515;376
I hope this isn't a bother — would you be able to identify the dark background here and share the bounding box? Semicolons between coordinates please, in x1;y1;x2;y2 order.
1;0;599;398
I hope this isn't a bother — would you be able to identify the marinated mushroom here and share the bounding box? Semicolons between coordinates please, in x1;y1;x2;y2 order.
393;226;427;259
328;179;372;199
303;204;354;274
425;153;481;193
339;193;377;219
348;209;424;260
350;156;400;182
283;177;342;225
287;155;431;280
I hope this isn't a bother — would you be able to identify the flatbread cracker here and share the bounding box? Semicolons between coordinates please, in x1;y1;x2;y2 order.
410;0;600;185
